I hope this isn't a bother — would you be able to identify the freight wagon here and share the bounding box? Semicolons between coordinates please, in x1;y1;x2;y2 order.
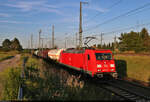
37;50;49;59
48;49;65;60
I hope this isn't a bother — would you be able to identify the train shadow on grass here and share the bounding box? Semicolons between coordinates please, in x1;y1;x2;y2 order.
115;59;127;78
148;77;150;87
42;56;128;80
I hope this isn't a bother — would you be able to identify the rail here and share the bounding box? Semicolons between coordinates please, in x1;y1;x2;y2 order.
17;57;27;100
101;79;150;101
33;53;150;101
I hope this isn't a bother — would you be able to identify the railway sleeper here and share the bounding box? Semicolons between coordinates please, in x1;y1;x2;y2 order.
123;95;139;100
103;84;148;101
118;93;137;100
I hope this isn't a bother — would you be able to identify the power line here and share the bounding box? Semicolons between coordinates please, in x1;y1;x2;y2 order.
84;2;150;32
92;21;150;37
84;0;122;25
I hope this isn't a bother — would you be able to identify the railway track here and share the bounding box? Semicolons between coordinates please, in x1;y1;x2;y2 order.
99;78;150;101
34;55;150;101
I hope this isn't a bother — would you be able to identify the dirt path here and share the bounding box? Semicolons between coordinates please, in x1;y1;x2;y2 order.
0;54;21;72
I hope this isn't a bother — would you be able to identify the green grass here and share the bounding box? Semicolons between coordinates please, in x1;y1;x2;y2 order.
22;55;118;100
0;52;119;100
114;55;150;83
0;56;14;62
0;67;21;100
0;51;23;100
0;51;19;62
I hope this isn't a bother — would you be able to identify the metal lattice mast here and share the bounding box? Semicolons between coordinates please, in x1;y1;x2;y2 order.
114;35;117;52
31;34;33;49
100;33;104;47
52;25;54;48
39;29;42;49
79;2;82;48
79;1;88;48
76;33;78;47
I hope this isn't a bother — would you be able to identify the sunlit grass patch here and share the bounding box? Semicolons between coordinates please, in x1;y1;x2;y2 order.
0;53;119;100
0;51;20;62
0;67;21;100
114;55;150;82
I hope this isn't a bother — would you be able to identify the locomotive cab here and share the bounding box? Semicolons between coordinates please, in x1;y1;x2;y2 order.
94;50;118;78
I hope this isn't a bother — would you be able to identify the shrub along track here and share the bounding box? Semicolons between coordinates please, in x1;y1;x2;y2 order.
33;54;150;101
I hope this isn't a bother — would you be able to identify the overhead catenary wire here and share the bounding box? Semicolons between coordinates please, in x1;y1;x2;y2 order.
84;0;122;25
84;2;150;32
91;21;150;37
62;1;122;37
61;1;122;42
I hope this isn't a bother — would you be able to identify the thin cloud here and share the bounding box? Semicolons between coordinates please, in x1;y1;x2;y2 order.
4;1;63;15
0;13;11;17
60;16;79;23
0;20;31;24
85;5;108;13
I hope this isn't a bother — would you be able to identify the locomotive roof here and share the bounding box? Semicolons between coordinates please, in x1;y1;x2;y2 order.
63;49;85;53
63;49;112;53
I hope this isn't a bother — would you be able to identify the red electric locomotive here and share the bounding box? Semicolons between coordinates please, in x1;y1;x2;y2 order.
59;49;118;78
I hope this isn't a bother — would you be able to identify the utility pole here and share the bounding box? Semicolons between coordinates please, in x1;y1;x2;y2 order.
50;27;51;49
114;35;117;53
41;38;43;51
31;34;33;49
76;33;78;48
79;1;88;48
28;39;30;49
45;44;47;49
72;34;75;47
39;29;42;50
136;20;140;32
52;25;54;48
65;33;67;48
49;40;51;49
100;33;104;48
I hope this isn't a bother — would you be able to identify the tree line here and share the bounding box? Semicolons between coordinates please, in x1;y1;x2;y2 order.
1;38;22;51
95;28;150;53
1;27;150;53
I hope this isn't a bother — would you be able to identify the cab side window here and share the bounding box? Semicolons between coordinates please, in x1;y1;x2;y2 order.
88;54;90;60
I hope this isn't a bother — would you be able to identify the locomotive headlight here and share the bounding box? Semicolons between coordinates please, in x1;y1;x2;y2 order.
110;64;115;67
97;69;101;72
97;64;102;68
111;69;114;71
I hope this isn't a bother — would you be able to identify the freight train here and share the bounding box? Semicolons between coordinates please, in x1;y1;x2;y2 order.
34;48;118;79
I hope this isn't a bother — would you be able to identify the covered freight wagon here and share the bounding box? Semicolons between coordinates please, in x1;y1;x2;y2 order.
48;49;65;61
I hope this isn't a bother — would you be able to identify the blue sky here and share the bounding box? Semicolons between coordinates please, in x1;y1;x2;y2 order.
1;0;150;48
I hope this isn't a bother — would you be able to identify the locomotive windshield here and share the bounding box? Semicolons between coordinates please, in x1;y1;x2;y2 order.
95;53;112;60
